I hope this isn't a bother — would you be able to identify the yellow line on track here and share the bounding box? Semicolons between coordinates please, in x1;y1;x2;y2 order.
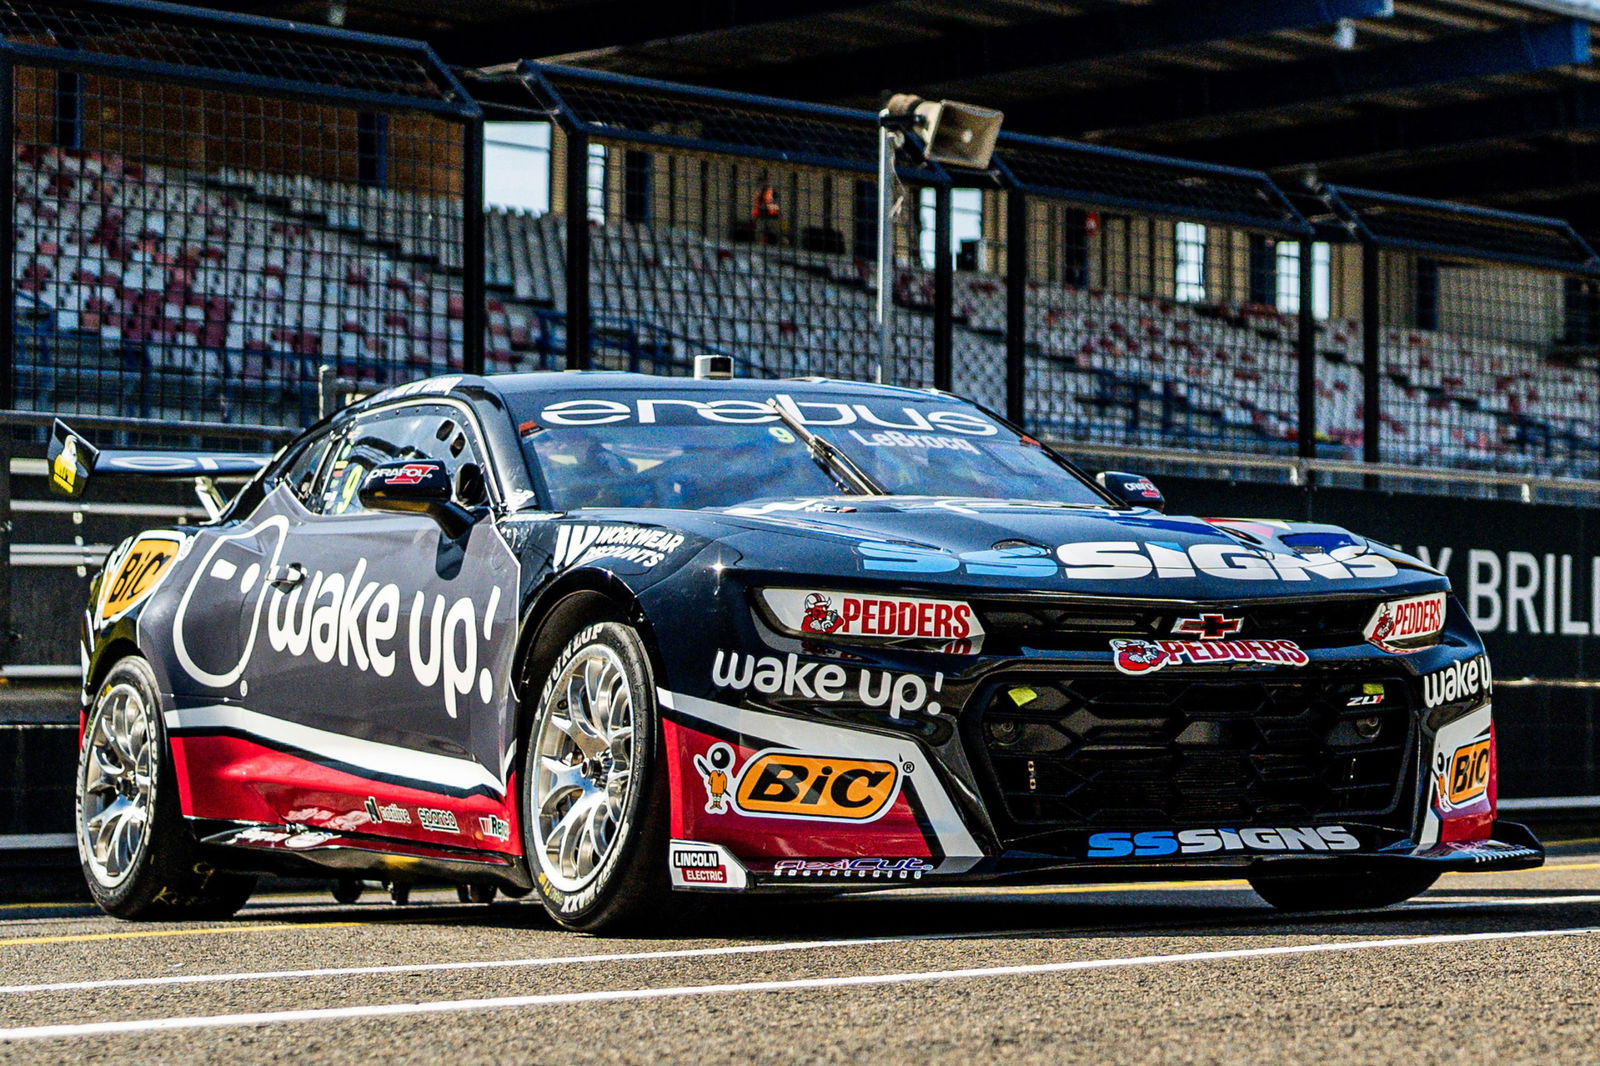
1439;860;1600;876
0;920;362;948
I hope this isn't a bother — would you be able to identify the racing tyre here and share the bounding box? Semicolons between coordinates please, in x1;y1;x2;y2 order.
524;618;668;932
76;656;255;920
1248;868;1439;912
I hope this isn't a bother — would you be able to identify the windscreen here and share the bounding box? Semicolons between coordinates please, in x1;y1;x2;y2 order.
508;388;1109;511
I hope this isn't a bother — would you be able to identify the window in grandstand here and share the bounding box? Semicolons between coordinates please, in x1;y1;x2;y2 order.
483;122;552;213
1062;207;1090;288
1415;258;1440;330
1274;241;1331;320
1564;277;1600;346
587;143;608;223
624;151;651;224
54;71;83;149
1247;235;1275;306
918;188;984;270
1174;222;1207;302
853;180;878;259
358;112;389;188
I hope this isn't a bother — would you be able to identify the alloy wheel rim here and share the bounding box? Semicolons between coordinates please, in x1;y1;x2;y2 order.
531;644;637;893
79;681;156;887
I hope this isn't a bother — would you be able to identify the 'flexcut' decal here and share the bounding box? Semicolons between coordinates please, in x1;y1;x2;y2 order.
172;511;507;716
693;742;903;822
1110;638;1308;675
773;857;932;879
97;532;186;623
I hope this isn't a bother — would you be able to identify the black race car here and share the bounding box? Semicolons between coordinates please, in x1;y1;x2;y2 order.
57;371;1540;931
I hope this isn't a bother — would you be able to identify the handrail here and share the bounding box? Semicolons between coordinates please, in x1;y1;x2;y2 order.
1050;437;1600;499
0;409;296;444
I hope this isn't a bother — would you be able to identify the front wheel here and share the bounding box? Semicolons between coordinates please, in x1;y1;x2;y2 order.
524;618;668;932
1248;868;1439;912
76;655;254;920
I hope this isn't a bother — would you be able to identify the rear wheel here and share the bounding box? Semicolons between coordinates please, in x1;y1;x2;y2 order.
524;617;668;932
1248;868;1439;912
76;656;254;920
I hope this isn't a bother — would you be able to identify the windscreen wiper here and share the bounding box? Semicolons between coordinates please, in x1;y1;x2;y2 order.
765;400;887;496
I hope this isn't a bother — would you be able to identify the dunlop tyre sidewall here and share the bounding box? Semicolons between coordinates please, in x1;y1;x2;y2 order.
78;655;255;920
525;618;669;932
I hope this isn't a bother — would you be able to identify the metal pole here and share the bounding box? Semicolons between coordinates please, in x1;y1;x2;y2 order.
565;128;592;371
1361;242;1381;464
875;120;894;384
0;57;14;415
1005;190;1028;426
932;184;953;392
1296;238;1316;462
0;58;14;670
461;116;486;377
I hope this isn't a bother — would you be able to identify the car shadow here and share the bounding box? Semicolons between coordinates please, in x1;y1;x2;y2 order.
229;880;1600;945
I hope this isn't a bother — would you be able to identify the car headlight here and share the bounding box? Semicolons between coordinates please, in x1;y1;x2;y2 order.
1364;591;1447;653
756;587;984;652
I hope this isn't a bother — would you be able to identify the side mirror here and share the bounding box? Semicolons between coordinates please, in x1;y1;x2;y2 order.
1096;471;1166;513
455;462;490;509
359;459;476;538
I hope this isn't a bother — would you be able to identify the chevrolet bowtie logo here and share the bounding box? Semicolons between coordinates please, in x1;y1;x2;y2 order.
1173;613;1243;640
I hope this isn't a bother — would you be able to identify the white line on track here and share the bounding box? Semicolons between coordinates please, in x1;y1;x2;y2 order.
2;924;1597;1043
5;892;1598;998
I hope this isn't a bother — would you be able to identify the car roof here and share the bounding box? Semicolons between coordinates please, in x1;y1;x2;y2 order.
482;370;958;403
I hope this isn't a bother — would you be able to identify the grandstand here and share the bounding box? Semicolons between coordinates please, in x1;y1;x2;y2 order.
16;142;1599;475
6;0;1600;481
15;148;466;426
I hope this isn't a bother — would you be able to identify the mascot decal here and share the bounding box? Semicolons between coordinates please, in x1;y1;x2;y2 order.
800;592;845;634
1111;639;1171;676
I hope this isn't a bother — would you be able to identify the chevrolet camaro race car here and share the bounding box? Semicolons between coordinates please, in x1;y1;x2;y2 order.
57;371;1542;931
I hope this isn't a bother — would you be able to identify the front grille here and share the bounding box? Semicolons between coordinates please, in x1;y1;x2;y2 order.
971;673;1412;842
973;598;1377;653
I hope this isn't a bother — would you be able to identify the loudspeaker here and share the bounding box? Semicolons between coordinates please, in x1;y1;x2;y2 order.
886;94;1003;170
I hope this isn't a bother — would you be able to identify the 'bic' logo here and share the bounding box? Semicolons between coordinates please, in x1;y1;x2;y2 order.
98;534;184;623
695;743;902;822
1446;738;1492;805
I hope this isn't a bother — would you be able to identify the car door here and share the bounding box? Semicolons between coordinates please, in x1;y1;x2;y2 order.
237;399;521;843
162;426;334;700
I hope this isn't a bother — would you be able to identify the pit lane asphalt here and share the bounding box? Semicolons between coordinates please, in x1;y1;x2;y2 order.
2;840;1598;1065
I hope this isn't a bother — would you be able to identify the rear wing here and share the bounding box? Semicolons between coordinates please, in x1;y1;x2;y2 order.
48;419;273;517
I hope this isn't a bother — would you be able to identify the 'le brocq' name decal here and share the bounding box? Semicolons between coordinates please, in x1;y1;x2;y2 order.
1110;638;1308;675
